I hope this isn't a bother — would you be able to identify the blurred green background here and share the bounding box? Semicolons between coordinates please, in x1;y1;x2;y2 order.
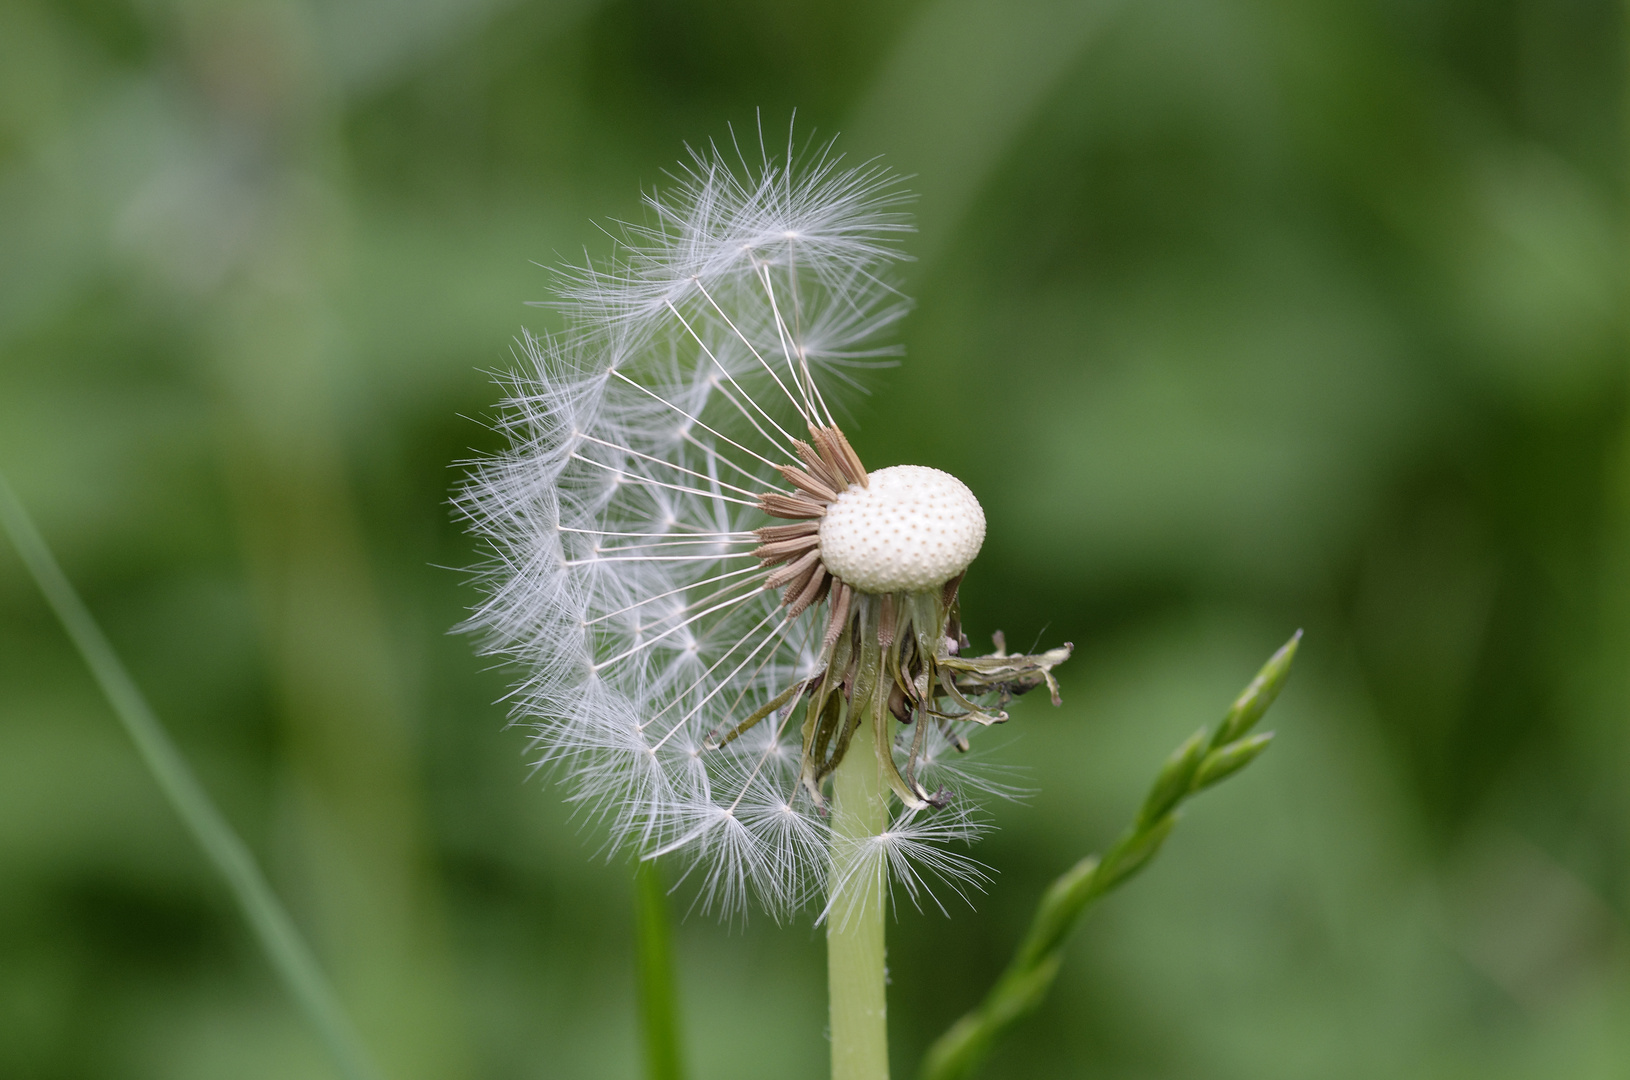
3;0;1630;1077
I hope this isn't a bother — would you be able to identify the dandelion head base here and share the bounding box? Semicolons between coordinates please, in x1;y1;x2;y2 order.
819;465;985;594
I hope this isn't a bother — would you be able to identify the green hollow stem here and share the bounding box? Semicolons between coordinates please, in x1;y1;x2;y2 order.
0;473;383;1080
634;860;687;1080
827;710;892;1080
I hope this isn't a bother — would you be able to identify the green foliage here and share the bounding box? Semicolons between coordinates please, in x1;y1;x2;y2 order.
0;475;382;1080
919;633;1297;1080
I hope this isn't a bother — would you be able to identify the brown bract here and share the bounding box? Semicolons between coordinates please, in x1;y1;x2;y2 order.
753;424;870;642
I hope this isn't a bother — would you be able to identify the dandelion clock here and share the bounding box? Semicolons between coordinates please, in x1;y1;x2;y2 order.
453;127;1304;1080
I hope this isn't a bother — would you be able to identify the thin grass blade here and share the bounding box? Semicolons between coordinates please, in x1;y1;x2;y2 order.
634;860;688;1080
0;472;384;1080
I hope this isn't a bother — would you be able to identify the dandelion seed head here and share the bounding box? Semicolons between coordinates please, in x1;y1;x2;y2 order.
457;126;1066;920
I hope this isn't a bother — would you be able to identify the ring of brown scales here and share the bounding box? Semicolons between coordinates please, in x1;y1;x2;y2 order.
703;422;1073;813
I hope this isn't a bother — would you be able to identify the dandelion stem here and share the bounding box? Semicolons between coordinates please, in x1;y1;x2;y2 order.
0;473;384;1080
634;860;688;1080
827;710;892;1080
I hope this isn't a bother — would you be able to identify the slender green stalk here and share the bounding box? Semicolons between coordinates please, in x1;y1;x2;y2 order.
827;710;892;1080
0;473;383;1080
634;860;687;1080
919;632;1301;1080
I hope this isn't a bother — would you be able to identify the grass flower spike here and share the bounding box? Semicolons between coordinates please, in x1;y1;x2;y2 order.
459;133;1070;954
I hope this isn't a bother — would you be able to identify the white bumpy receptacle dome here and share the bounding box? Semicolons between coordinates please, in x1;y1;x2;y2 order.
818;465;986;594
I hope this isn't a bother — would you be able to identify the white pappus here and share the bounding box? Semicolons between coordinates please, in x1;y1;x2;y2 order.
457;130;1071;920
